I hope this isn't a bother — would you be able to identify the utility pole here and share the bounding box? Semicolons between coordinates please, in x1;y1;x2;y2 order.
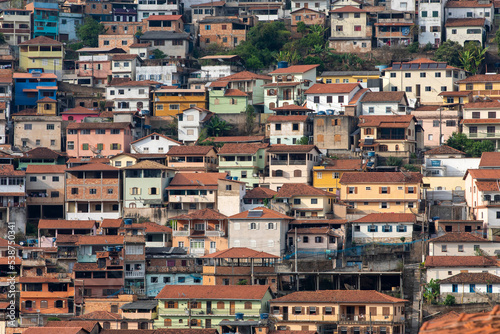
188;298;192;328
295;227;299;291
439;107;443;145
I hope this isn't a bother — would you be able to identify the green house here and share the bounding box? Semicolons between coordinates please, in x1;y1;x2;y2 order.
155;285;273;329
209;82;248;114
217;143;268;189
18;147;66;170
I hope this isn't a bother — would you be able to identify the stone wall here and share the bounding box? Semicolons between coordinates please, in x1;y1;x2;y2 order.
123;207;188;225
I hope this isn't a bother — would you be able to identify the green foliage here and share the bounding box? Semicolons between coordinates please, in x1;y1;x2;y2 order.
423;42;433;52
296;21;308;35
76;17;105;47
152;49;166;60
408;42;419;53
432;41;463;68
386;157;403;167
0;33;6;45
403;164;420;172
495;29;500;56
68;42;85;51
423;279;440;304
459;43;487;75
446;132;495;157
245;105;256;135
206;115;232;137
237;279;248;285
15;232;26;244
47;317;61;321
297;136;309;145
443;295;456;306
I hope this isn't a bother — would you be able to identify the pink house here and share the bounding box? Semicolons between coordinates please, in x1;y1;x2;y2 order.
66;122;133;158
60;106;100;122
76;56;112;86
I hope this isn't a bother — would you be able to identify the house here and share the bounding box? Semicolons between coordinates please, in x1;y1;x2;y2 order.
120;225;147;296
130;132;181;154
438;272;500;304
425;255;499;282
319;70;381;88
111;2;138;22
383;58;466;106
144;15;184;32
374;10;415;48
177;107;213;144
66;122;134;158
60;106;101;122
418;0;446;46
129;42;151;59
65;163;121;220
192;1;226;25
423;145;467;177
131;222;172;247
0;102;6;145
166;146;218;172
0;165;26;232
267;115;312;146
138;0;181;20
412;105;461;147
435;219;484;235
445;0;493;33
122;160;174;209
228;207;293;256
154;285;273;329
13;71;57;112
189;55;244;85
153;87;207;117
328;6;372;53
351;213;416;244
18;147;66;170
139;31;190;59
265;144;321;191
217;142;268;188
428;232;495;256
274;183;335;219
98;33;136;53
304;83;362;113
263;64;319;113
36;97;56;116
269;290;407;334
107;80;158;114
25;1;59;39
0;9;31;45
242;187;278;211
359;91;409;115
480;152;500;168
199;17;248;49
12;115;62;151
358;115;420;159
457;73;500;99
339;171;423;215
25;165;66;223
445;18;486;46
312;158;366;193
170;208;228;256
202;247;279;291
208;81;248;114
72;47;124;87
35;321;101;334
38;219;97;247
111;54;142;79
313;113;360;153
119;300;157;329
462;101;500;148
136;63;182;86
438;90;472;105
19;36;63;80
291;8;326;36
58;10;83;42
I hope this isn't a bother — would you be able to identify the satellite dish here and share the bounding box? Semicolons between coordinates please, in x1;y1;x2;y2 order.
20;241;24;246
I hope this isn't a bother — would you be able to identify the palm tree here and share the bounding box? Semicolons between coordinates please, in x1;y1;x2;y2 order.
206;116;232;137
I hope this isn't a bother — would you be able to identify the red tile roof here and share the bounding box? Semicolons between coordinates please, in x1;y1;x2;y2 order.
317;158;365;170
0;164;25;176
243;187;278;199
230;207;293;219
36;97;57;103
463;100;500;109
122;160;171;170
276;183;335;198
38;219;97;230
25;165;67;174
207;135;265;143
329;5;367;12
269;64;319;74
168;172;227;187
61;106;100;115
192;0;225;6
360;91;406;103
66;162;119;172
75;235;124;245
19;36;63;45
305;83;360;94
352;213;415;223
130;222;172;233
67;122;131;129
146;14;183;20
271;104;314;112
445;18;486;27
224;88;248;97
131;132;181;145
445;0;492;7
348;88;370;105
112;54;141;61
23;328;85;334
76;311;122;320
465;169;500;180
290;219;347;225
209;81;229;88
171;208;228;220
218;142;268;155
424;145;465;155
437;91;472;96
267;115;309;122
22;147;63;159
202;247;279;259
267;144;319;153
439;272;500;284
358;114;415;127
271;290;406;303
458;74;500;83
419;306;500;334
156;285;271;300
479;152;500;167
340;171;423;184
425;256;498;267
101;219;124;228
216;71;271;81
431;232;489;243
462;118;500;124
167;145;215;156
45;321;99;333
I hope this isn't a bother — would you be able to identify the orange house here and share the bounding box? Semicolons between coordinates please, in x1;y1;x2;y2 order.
20;277;74;315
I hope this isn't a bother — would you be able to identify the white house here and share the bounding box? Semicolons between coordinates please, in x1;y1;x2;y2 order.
111;54;142;79
305;83;362;113
291;0;329;13
391;0;415;12
267;115;312;145
439;272;500;303
177;107;213;144
445;18;486;47
418;0;446;46
428;232;497;256
129;43;150;59
351;213;415;244
106;80;157;113
425;255;499;282
359;91;409;115
445;0;493;33
130;132;182;154
136;64;181;86
137;0;181;20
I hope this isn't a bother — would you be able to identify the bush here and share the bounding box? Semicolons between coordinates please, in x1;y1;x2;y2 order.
444;295;456;306
408;42;419;53
386;156;403;167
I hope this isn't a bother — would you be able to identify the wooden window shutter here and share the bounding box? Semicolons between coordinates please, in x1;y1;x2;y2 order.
364;128;368;135
302;307;305;314
337;119;341;126
354;187;358;194
332;306;335;315
197;319;202;327
174;301;178;308
379;187;382;194
322;307;326;314
129;188;133;195
405;187;409;194
387;187;391;194
383;307;390;315
138;188;141;195
346;187;350;194
272;170;277;177
370;307;377;316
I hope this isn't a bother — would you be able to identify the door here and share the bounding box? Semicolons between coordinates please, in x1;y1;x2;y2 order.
283;306;289;321
416;84;421;97
230;301;235;315
206;301;212;314
205;319;211;328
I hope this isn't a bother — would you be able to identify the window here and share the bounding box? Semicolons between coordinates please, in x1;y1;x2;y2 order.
294;306;302;314
244;302;252;309
425;86;432;92
421;11;427;17
420;73;426;78
489;111;496;119
381;202;388;209
52;176;59;182
406;86;412;92
405;73;411;78
30;176;37;182
470;284;476;292
354;25;361;31
486;83;493;90
435;72;441;78
433;120;440;127
381;187;388;194
368;225;378;232
382;225;392;232
386;107;392;113
303;236;309;243
397;225;407;232
446;120;456;127
294;198;301;205
46;124;55;130
458;245;464;252
390;73;396;78
333;172;340;179
311;198;318;204
315;236;323;243
336;26;343;31
441;245;447;252
452;284;458;293
24;124;32;130
368;107;374;113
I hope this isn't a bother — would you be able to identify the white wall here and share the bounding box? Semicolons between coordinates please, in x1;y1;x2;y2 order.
427;267;499;282
131;134;181;154
446;6;493;29
107;86;151;112
229;219;288;256
429;241;499;256
391;0;415;11
178;108;208;143
360;102;403;115
418;1;445;46
200;65;235;81
441;282;500;293
426;158;480;177
136;65;178;85
352;222;413;241
446;26;484;47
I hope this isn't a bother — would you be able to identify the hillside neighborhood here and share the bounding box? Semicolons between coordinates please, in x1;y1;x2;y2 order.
3;0;500;333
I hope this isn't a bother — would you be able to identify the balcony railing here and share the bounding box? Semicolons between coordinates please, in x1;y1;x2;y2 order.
124;288;145;295
125;270;145;278
190;248;206;255
173;230;189;237
206;231;225;237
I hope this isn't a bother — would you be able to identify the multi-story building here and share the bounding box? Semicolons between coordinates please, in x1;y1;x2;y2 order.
192;1;226;26
263;64;319;113
0;102;6;145
170;208;228;256
351;213;415;244
267;115;312;145
73;51;113;87
290;8;326;36
264;144;321;191
425;255;499;282
139;31;190;59
130;132;181;154
445;18;486;46
177;107;213;144
462;100;500;149
270;290;407;333
304;83;362;112
154;285;273;329
418;0;446;46
18;147;66;170
138;0;181;20
329;6;372;53
208;81;248;114
199;17;248;49
84;0;113;21
58;10;82;42
242;187;277;211
428;232;493;256
25;1;59;39
0;9;31;45
412;105;462;147
166;146;218;172
457;73;500;99
313;113;360;154
153;87;207;117
383;58;467;106
217;143;268;188
66;122;134;158
111;54;142;79
275;183;335;219
340;171;423;216
359;91;409;115
13;71;57;112
167;173;227;211
445;0;493;32
145;14;184;32
374;10;415;48
312;158;366;193
65;163;122;220
106;80;156;113
12;115;62;151
0;165;26;232
112;2;138;22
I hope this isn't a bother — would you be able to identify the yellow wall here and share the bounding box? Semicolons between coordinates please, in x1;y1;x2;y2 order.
36;101;56;115
19;45;63;75
319;74;379;84
458;82;500;92
154;94;207;117
291;195;332;217
110;155;138;167
313;167;361;191
441;95;471;104
422;176;464;191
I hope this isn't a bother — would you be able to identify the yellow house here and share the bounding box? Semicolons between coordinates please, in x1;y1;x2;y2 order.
313;158;366;193
457;73;500;99
19;36;64;80
318;71;380;84
270;290;407;334
36;97;56;115
438;91;472;105
339;171;423;214
154;87;207;117
110;153;139;168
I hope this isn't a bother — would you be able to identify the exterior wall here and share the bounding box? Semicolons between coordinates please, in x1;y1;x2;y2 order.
199;22;247;49
328;38;372;53
219;150;266;188
228;219;289;256
291;0;328;13
19;45;64;80
136;65;179;85
458;80;500;97
131;135;180;154
111;155;138;168
427;267;498;282
0;10;31;46
154;90;207;117
26;172;65;205
111;58;139;79
146;273;202;297
359;120;417;157
13;117;62;151
208;89;247;114
352;222;413;243
413;108;461;147
429;241;497;256
177;108;207;143
424;176;465;202
140;39;189;58
66;127;133;158
313;115;358;152
305;89;360;112
217;179;245;216
446;6;494;29
20;281;74;315
418;0;446;46
330;11;369;39
107;86;150;112
269;120;312;145
361;101;405;115
286;195;333;218
446;26;484;47
313;168;358;192
423;157;479;177
167;150;217;171
123;172;169;209
266;150;320;191
59;12;82;41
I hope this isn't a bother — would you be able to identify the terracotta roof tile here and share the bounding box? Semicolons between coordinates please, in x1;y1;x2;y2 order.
19;36;63;45
0;164;24;176
445;18;486;27
360;91;406;103
112;54;140;61
202;247;279;259
270;64;319;74
317;158;365;170
167;145;214;156
424;145;465;155
67;157;111;164
146;14;183;20
126;222;172;233
267;144;319;153
207;135;265;143
122;160;170;170
290;219;347;225
218;143;268;155
270;104;314;111
102;330;218;334
462;118;500;124
168;173;227;187
267;115;309;122
271;290;407;303
431;232;489;243
352;213;416;223
358;114;415;127
129;43;151;48
170;208;227;220
440;272;500;284
479;152;500;167
45;321;99;333
39;219;97;230
425;255;498;267
76;310;122;320
463;100;500;109
244;187;278;199
25;165;66;174
348;88;370;105
22;147;63;159
0;302;10;309
340;171;423;184
465;169;500;180
276;183;335;198
458;74;500;83
56;234;80;243
216;71;271;82
75;235;124;245
224;88;248;97
230;207;293;219
23;328;86;334
437;91;472;97
37;97;57;103
445;0;492;7
101;219;124;228
475;181;500;191
329;5;367;12
156;285;270;300
66;162;119;172
305;83;360;94
416;307;500;334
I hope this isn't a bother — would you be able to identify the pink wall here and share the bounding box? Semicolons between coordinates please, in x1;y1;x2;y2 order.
62;114;99;122
67;127;133;157
77;61;112;80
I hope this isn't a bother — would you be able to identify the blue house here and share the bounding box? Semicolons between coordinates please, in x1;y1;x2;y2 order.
13;70;57;112
59;12;83;42
26;1;59;39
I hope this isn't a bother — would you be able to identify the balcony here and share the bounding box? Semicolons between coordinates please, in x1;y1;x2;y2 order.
270;160;289;165
124;288;146;295
125;270;145;278
173;230;189;237
190;248;206;255
339;313;402;324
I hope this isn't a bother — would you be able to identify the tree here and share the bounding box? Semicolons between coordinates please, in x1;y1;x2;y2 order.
446;132;495;157
432;41;463;68
386;156;403;167
205;115;232;137
297;136;309;145
244;105;256;135
459;43;487;75
423;279;440;304
76;17;106;47
443;295;456;306
296;21;308;35
152;49;166;60
446;132;469;153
